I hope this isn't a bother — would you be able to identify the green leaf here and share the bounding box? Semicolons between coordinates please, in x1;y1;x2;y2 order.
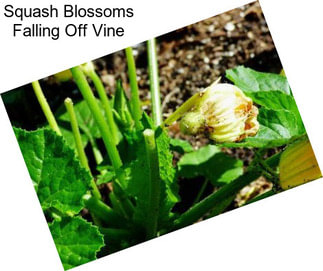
113;80;133;129
49;217;104;270
224;67;306;147
221;108;306;148
14;128;91;215
177;145;243;186
96;170;115;185
246;91;304;131
170;138;194;154
226;66;291;95
155;128;180;226
248;91;296;111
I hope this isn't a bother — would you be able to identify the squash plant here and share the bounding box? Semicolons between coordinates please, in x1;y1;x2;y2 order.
11;40;321;270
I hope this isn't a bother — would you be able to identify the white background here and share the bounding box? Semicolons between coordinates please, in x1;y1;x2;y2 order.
0;0;322;270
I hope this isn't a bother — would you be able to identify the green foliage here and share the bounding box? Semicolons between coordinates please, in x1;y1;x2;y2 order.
113;80;133;130
226;66;291;94
224;66;306;148
14;128;104;270
14;128;91;215
169;138;194;154
49;217;104;270
177;145;243;186
10;61;313;270
221;108;305;148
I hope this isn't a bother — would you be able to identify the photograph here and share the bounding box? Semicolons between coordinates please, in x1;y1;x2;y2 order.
1;1;321;270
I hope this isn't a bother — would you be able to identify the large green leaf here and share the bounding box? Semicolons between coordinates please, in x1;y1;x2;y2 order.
226;66;291;94
49;217;104;270
177;145;243;186
221;108;306;148
222;66;306;148
245;91;304;131
14;128;91;215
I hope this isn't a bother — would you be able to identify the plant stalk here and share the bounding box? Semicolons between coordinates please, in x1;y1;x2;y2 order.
163;78;220;126
172;170;261;230
70;66;122;169
147;38;162;126
143;129;161;239
64;98;101;200
83;195;128;228
87;69;119;144
125;47;142;130
71;66;134;217
32;81;61;135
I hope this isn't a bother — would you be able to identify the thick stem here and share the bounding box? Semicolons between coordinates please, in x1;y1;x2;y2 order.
143;129;161;239
64;98;90;169
125;47;142;130
70;66;122;170
163;78;220;126
147;38;162;126
64;98;102;200
83;194;128;228
71;66;134;217
32;81;61;135
172;170;261;230
87;70;119;144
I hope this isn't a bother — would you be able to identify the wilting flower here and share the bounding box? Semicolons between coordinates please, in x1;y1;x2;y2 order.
180;81;259;143
279;137;321;190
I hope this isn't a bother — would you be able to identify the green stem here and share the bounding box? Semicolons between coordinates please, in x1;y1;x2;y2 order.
83;194;128;228
172;170;261;230
147;38;162;126
70;66;122;170
207;195;235;218
125;47;142;130
32;81;61;135
192;179;209;205
64;98;90;169
71;66;134;217
143;129;161;239
64;98;102;200
255;152;279;178
163;78;220;126
87;70;119;144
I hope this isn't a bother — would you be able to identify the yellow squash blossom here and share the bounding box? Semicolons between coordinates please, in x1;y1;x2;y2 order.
180;81;259;143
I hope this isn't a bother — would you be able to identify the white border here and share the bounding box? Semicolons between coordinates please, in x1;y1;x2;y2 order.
0;0;322;270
